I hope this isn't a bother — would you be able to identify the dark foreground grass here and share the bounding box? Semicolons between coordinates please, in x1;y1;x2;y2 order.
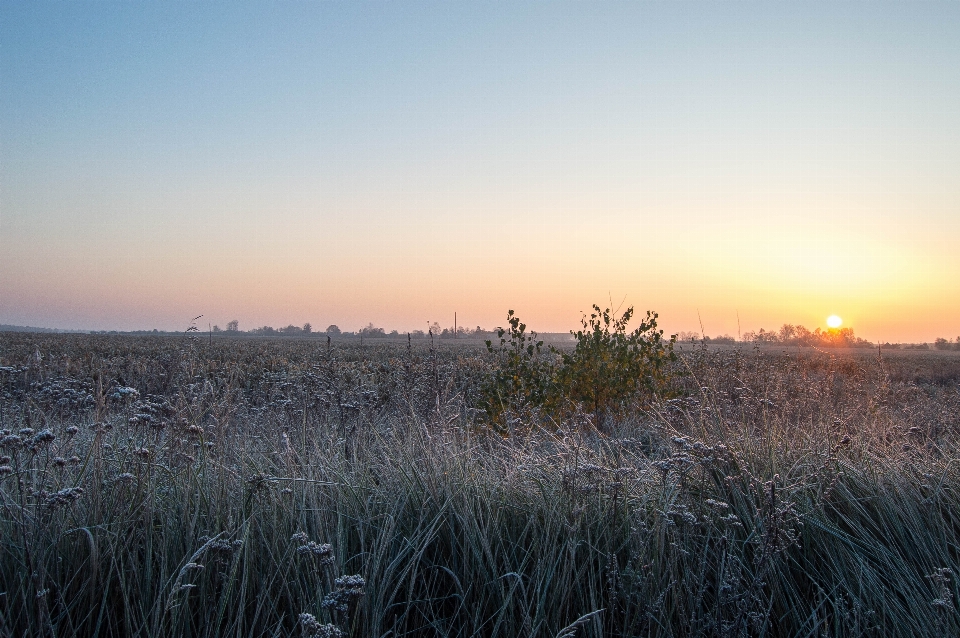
1;334;959;637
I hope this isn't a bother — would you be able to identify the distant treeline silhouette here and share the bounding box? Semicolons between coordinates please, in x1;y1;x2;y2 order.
678;325;960;350
229;321;494;339
681;324;877;348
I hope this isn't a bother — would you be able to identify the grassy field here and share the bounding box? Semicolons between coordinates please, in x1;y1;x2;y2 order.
1;333;959;637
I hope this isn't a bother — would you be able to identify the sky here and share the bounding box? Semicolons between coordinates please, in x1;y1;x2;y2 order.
2;1;958;341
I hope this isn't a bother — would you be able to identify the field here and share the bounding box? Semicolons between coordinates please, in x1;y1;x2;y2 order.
2;332;960;637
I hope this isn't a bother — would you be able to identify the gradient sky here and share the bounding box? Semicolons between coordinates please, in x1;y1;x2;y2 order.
2;1;958;341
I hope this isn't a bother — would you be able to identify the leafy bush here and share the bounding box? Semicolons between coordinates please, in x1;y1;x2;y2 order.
480;305;677;428
479;310;553;427
557;305;677;424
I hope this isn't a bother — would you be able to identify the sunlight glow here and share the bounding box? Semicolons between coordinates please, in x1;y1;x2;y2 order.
827;315;843;329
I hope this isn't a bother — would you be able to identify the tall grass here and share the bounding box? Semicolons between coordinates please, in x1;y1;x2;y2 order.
0;334;958;637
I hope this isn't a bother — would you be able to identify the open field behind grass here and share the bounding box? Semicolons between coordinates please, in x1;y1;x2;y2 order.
1;333;960;637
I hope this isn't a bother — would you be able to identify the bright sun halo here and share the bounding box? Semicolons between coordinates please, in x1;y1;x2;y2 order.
827;315;843;329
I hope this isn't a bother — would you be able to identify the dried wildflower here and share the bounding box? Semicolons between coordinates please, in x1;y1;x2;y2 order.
203;536;240;554
299;613;342;638
0;465;13;476
652;460;673;473
32;429;55;444
53;457;67;467
666;504;698;526
45;487;84;507
19;428;35;437
115;473;136;483
65;426;79;436
321;575;365;612
68;456;81;464
297;541;335;566
0;435;23;450
291;531;310;544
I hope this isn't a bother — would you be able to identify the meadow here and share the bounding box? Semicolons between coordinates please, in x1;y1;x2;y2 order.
1;331;959;637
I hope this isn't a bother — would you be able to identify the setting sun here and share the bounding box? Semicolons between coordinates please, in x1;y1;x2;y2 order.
827;315;843;329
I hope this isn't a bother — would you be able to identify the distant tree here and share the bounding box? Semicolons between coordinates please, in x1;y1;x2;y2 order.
226;320;239;332
411;330;425;338
326;325;341;335
280;325;303;335
934;337;951;350
778;324;797;342
755;328;778;343
303;323;312;334
212;325;222;333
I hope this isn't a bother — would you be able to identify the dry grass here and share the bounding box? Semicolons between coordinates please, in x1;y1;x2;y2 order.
1;333;959;637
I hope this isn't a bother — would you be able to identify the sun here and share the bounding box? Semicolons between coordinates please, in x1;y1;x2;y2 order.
826;315;843;329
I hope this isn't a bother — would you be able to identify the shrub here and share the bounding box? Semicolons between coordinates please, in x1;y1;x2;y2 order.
480;305;677;428
480;310;553;427
558;305;677;425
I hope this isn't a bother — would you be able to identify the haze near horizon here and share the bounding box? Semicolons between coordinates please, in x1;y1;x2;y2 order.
2;2;958;342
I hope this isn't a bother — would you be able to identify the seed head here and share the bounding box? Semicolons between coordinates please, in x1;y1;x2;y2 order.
299;613;343;638
0;435;23;450
45;487;84;507
321;574;365;612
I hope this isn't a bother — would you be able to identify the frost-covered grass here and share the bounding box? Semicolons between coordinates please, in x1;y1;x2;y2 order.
1;334;959;637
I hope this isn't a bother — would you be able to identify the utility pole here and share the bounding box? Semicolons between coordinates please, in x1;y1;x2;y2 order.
454;312;457;339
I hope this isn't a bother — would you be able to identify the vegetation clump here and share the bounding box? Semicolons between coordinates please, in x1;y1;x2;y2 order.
481;305;677;428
